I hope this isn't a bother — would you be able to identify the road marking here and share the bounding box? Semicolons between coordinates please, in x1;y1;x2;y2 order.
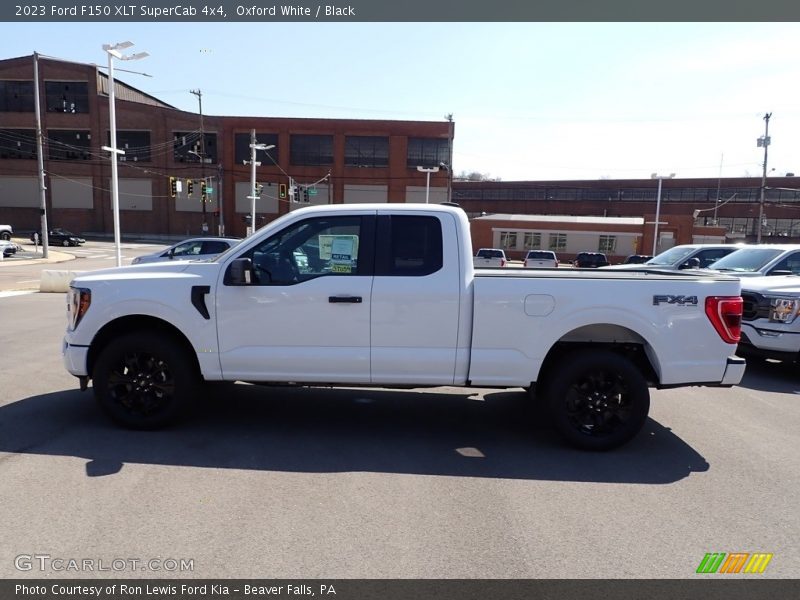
17;279;40;284
0;290;36;298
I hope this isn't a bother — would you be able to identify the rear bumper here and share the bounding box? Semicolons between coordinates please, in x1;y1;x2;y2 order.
719;356;747;386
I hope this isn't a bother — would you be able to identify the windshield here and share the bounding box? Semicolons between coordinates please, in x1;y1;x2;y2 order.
710;248;783;272
645;246;696;266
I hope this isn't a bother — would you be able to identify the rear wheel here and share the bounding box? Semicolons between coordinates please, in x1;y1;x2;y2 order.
543;350;650;451
93;332;197;429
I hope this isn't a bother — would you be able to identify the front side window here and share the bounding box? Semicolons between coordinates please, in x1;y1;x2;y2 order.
170;241;204;257
241;216;364;285
769;252;800;275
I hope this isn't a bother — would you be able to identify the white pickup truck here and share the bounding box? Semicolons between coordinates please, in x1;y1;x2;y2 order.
0;224;12;241
63;204;746;450
739;276;800;363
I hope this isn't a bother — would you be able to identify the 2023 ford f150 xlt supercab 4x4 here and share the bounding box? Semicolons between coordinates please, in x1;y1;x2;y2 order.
63;204;746;450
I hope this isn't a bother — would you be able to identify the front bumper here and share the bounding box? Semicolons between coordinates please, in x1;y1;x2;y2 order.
740;323;800;356
62;338;89;377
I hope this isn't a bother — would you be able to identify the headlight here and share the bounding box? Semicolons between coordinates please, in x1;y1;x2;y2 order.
67;287;91;331
767;296;800;324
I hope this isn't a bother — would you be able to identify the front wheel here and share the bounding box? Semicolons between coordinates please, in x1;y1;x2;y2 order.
0;232;9;241
62;239;70;247
543;350;650;451
92;332;197;429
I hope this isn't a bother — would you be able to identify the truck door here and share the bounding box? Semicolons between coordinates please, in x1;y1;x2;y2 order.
370;213;461;385
216;213;375;383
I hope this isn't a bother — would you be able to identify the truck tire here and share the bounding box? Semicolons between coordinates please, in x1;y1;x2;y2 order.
543;349;649;451
92;332;197;429
0;232;9;240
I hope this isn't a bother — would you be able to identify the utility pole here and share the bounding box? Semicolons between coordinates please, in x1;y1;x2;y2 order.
756;112;772;243
190;89;207;234
33;52;48;258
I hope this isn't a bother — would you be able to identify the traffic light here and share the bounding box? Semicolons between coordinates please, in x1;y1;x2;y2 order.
279;183;287;199
187;179;194;196
303;188;310;203
200;181;207;201
169;177;177;197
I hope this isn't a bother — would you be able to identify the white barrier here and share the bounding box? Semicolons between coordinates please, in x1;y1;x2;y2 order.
39;270;86;293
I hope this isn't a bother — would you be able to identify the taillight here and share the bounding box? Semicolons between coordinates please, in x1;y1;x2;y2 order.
705;296;743;344
500;259;506;267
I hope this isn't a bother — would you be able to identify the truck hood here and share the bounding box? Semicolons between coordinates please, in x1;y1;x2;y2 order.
740;275;800;295
71;260;216;285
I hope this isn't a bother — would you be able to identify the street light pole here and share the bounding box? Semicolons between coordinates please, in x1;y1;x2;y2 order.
757;112;772;243
101;41;148;267
246;128;275;236
651;172;675;255
417;165;440;204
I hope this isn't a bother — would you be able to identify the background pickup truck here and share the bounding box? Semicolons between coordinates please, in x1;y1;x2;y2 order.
739;275;800;363
473;248;507;268
0;224;11;240
63;204;745;450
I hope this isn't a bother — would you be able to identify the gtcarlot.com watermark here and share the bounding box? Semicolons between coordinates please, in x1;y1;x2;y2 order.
15;554;194;573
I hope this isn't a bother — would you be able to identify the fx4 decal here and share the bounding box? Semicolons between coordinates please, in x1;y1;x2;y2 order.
653;295;699;306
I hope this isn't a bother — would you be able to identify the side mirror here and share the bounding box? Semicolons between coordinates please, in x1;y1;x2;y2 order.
227;257;254;285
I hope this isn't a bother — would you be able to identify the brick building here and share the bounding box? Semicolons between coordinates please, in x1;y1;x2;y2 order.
0;54;454;238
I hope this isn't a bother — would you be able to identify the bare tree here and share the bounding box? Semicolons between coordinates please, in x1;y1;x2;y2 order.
455;170;501;182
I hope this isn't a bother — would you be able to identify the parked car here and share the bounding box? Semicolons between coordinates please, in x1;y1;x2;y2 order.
605;244;742;271
623;254;654;265
0;239;19;257
131;237;241;265
706;244;800;277
31;228;85;247
523;250;558;268
573;252;609;268
473;248;507;268
0;224;12;241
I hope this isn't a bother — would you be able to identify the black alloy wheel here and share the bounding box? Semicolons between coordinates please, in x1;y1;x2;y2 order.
93;332;196;429
544;350;650;451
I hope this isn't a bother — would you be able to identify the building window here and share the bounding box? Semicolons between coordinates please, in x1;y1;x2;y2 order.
0;81;34;112
345;136;389;168
522;232;541;250
290;134;333;166
48;130;91;160
499;231;517;250
549;233;567;251
0;129;37;159
45;81;89;113
107;130;151;162
174;131;217;163
599;235;617;253
234;133;279;165
406;137;449;168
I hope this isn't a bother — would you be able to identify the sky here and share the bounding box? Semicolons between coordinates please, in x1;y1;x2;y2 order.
2;21;799;182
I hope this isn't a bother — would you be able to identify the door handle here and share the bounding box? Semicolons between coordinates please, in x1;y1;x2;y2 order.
328;296;362;303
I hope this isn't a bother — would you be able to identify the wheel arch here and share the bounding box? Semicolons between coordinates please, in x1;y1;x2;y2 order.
87;315;200;378
537;323;661;389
